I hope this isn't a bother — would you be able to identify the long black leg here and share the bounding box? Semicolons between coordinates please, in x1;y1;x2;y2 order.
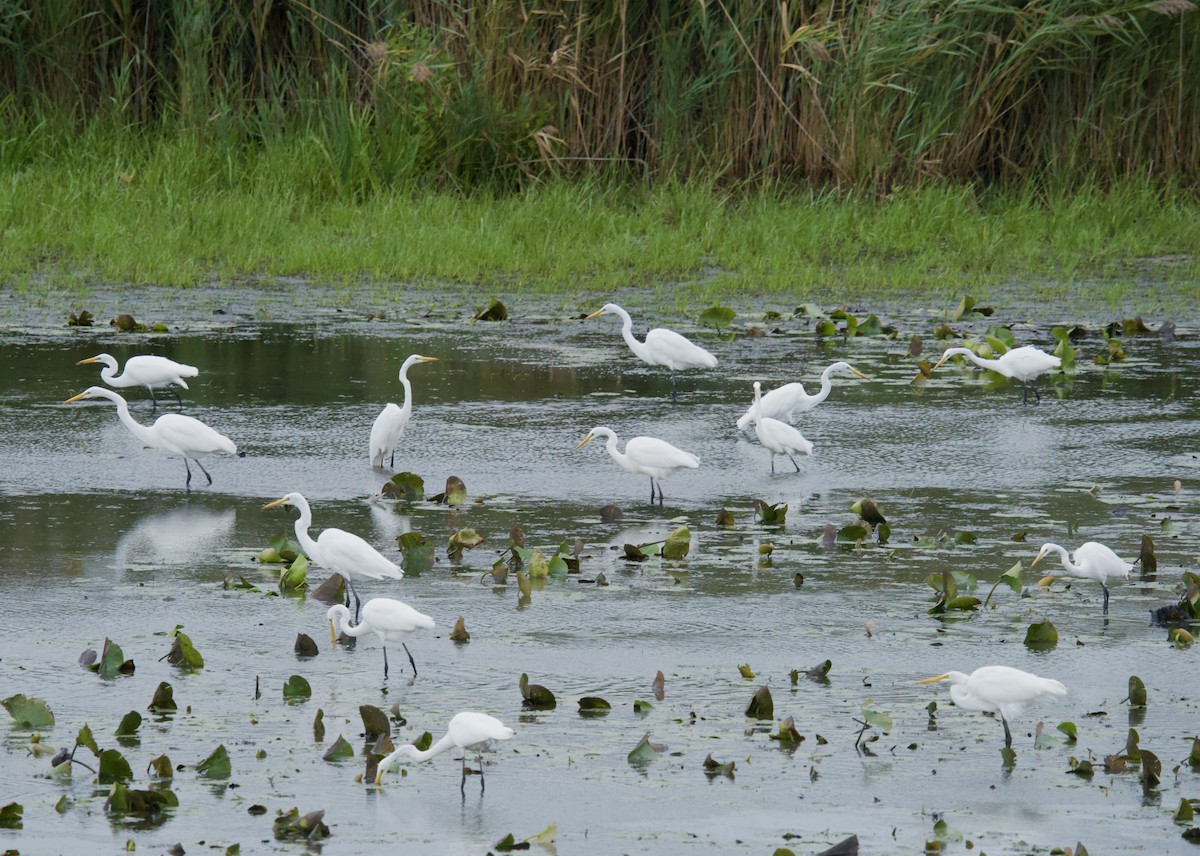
382;646;389;679
149;386;159;411
670;373;678;402
402;643;417;677
649;477;655;504
788;453;800;472
194;459;213;485
184;459;193;487
1002;716;1013;748
171;386;184;408
389;449;395;468
1102;584;1110;615
770;454;776;474
1033;383;1042;403
460;757;467;793
479;754;486;791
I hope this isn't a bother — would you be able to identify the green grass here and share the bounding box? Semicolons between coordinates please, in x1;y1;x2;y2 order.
0;131;1197;303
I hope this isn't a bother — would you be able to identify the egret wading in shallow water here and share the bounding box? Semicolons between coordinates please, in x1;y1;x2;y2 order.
585;303;717;400
78;353;199;410
918;665;1067;748
327;598;434;679
749;381;813;474
375;711;514;792
65;387;242;488
576;426;699;505
736;361;868;433
933;345;1061;404
1032;541;1132;615
263;492;402;621
369;354;438;469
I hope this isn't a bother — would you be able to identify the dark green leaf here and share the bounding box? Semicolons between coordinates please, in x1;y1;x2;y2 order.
473;299;508;321
148;754;173;778
166;627;204;670
98;748;133;784
323;736;354;762
1024;619;1059;648
382;471;425;501
3;694;54;728
149;681;176;712
76;723;100;756
519;673;556;709
627;733;665;764
360;705;389;741
115;711;142;736
273;808;330;842
397;532;433;576
283;675;312;701
745;685;774;720
197;745;231;779
660;526;691;559
699;305;736;329
0;802;22;829
1126;675;1148;708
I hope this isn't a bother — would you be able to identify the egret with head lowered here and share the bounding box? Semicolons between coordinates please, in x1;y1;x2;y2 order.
918;665;1067;748
375;711;514;792
263;492;402;621
749;381;813;473
1032;541;1132;615
65;386;242;488
585;303;717;400
78;353;199;410
736;361;868;433
327;597;433;679
576;426;699;505
933;344;1061;404
369;354;438;469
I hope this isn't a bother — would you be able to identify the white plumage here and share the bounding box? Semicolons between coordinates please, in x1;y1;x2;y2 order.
369;354;438;469
748;381;813;473
78;353;199;409
586;303;717;399
375;711;515;791
327;597;434;679
736;361;867;433
919;665;1067;748
576;425;699;505
933;344;1061;403
1032;540;1133;615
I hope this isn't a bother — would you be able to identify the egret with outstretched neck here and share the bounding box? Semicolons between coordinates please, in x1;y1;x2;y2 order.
933;345;1061;404
749;381;813;473
1032;541;1132;615
918;665;1067;748
736;361;867;432
585;303;717;400
263;492;402;621
78;353;199;410
65;386;241;488
375;711;514;791
327;598;433;679
576;426;699;505
369;354;438;469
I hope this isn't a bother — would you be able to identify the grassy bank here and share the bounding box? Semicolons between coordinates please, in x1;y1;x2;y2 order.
1;131;1198;301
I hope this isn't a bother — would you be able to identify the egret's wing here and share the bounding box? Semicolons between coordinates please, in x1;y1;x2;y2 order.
152;414;236;455
362;599;434;634
644;328;718;368
625;436;699;469
317;528;403;580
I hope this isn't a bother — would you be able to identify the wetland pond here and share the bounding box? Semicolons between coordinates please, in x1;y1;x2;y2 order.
1;286;1199;855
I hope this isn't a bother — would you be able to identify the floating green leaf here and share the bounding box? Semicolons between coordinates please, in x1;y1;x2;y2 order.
166;626;205;670
699;305;736;329
578;697;611;717
769;716;804;749
149;681;176;712
547;555;569;576
279;554;308;590
197;745;232;779
397;532;433;576
753;499;788;525
746;685;774;720
519;673;556;709
447;528;484;557
91;638;134;680
283;675;312;701
105;783;178;817
115;711;142;737
323;736;354;762
1140;535;1157;574
360;705;390;741
984;561;1023;607
473;298;508;321
627;733;664;764
715;509;735;526
633;700;654;714
1142;749;1162;789
382;471;425;501
268;531;302;563
860;701;892;732
622;543;649;561
148;754;173;778
68;310;94;327
98;748;133;784
0;802;22;829
3;694;54;728
738;664;755;679
851;498;886;526
1175;798;1195;823
1057;721;1078;742
837;524;869;543
76;723;99;756
273;808;330;842
1024;619;1059;648
661;526;691;559
313;709;325;742
1170;628;1194;648
1126;675;1148;707
442;475;468;506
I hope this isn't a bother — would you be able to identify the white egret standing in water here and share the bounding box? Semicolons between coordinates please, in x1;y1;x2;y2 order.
65;387;242;488
327;598;434;679
375;711;514;792
585;303;717;400
369;354;438;469
749;381;813;473
263;492;402;621
576;426;699;505
933;345;1061;404
918;665;1067;748
78;353;199;409
1032;541;1133;615
736;361;868;433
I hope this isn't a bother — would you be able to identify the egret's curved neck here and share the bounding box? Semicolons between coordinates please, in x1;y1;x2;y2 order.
288;496;322;560
955;348;1002;372
101;390;155;445
396;361;417;415
396;732;456;763
611;306;650;361
812;365;839;405
601;431;625;465
1043;543;1079;574
752;385;763;421
332;608;370;638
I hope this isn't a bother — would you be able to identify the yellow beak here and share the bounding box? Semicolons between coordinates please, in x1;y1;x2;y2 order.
932;354;951;370
584;308;606;320
262;496;289;510
575;433;595;450
1031;547;1048;568
64;391;88;404
76;356;101;366
328;619;338;646
850;368;869;380
917;673;951;684
416;356;439;363
374;770;385;785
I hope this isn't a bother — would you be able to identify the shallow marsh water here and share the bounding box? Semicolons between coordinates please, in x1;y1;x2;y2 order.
1;287;1199;854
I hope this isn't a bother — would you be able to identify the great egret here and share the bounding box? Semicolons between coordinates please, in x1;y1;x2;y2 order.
78;353;199;410
369;354;438;469
749;382;813;473
736;361;868;433
585;303;717;400
1032;541;1133;615
64;387;242;487
933;345;1061;404
576;426;699;505
327;598;434;679
263;492;402;621
918;665;1067;748
375;711;514;792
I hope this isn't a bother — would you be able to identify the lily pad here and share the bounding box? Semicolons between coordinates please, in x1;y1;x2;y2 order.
860;702;893;732
0;803;21;829
165;627;204;671
279;554;308;590
703;752;736;778
197;744;231;779
98;748;133;784
3;694;54;728
294;633;319;657
397;532;434;576
149;682;176;712
738;664;756;679
578;697;611;717
473;298;508;321
381;471;424;501
115;711;142;737
283;675;312;701
68;310;94;327
450;616;470;642
660;526;691;559
1024;619;1059;649
627;733;665;764
769;716;804;749
1125;675;1148;707
837;524;869;543
448;528;484;556
105;783;177;817
699;305;736;329
273;807;330;842
438;475;468;506
360;705;390;741
1139;535;1157;574
323;735;355;762
715;508;735;526
519;673;556;709
91;638;135;679
622;543;649;561
753;499;788;525
76;723;99;756
148;754;173;778
746;685;774;720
